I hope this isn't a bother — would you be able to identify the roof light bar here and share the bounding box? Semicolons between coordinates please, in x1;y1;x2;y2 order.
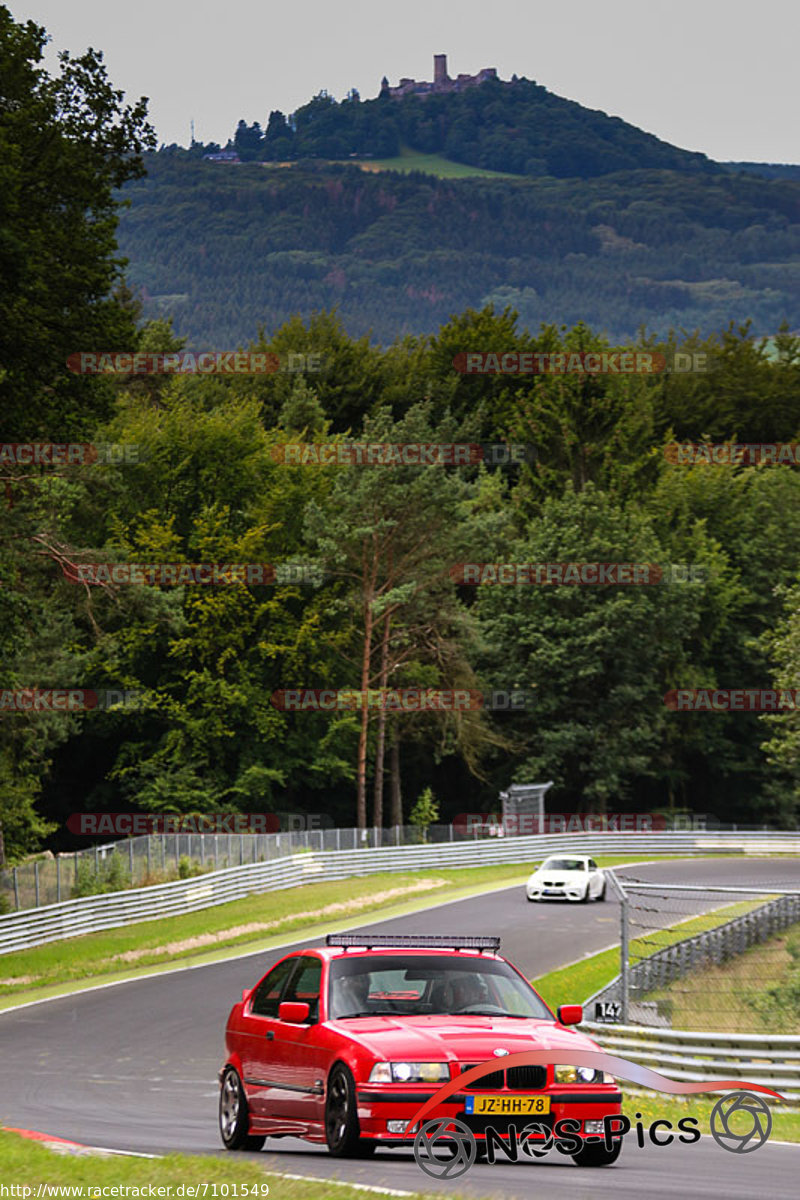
325;933;501;952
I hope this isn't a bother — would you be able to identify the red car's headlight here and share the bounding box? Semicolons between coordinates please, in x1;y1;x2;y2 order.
368;1062;450;1084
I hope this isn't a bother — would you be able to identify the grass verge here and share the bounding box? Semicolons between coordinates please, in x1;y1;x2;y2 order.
617;1093;800;1142
642;918;800;1033
0;1129;442;1197
0;855;681;1006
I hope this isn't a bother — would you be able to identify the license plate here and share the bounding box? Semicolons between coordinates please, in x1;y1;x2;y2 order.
464;1094;551;1116
543;889;559;895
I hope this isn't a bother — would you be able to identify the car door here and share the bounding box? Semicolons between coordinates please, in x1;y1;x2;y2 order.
270;955;325;1124
239;956;297;1119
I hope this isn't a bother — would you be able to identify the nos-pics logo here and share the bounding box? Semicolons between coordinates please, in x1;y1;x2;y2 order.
406;1050;780;1180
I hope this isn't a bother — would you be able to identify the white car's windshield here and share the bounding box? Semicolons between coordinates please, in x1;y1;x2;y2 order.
541;858;587;871
328;955;554;1020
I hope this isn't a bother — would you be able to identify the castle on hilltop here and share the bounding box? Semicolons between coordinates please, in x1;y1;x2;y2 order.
380;54;498;100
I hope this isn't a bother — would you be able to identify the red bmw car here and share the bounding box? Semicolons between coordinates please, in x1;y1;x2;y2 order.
219;933;623;1166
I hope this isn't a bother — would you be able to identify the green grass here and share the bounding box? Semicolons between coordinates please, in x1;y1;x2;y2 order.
335;146;519;178
0;1129;445;1197
0;854;685;1006
531;898;768;1012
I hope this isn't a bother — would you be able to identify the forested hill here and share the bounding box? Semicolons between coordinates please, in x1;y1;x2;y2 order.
116;154;800;347
220;76;718;179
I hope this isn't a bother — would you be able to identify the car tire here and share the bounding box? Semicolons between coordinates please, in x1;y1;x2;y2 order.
219;1066;266;1152
597;879;607;901
526;895;538;902
571;1138;622;1167
580;884;590;903
325;1063;375;1157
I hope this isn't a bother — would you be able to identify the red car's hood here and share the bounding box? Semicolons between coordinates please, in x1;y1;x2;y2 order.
326;1015;595;1063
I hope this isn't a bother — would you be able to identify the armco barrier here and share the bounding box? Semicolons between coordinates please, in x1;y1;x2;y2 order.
584;1023;800;1100
0;830;798;956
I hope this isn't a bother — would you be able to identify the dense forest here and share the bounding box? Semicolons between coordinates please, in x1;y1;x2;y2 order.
2;6;800;866
117;154;800;347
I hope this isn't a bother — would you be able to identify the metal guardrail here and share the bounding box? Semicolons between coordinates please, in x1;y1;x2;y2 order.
584;1023;800;1100
0;830;798;956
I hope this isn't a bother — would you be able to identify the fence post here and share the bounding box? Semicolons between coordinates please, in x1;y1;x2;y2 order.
161;835;166;873
34;861;40;908
13;866;19;910
147;835;152;878
57;855;61;903
129;838;134;881
620;890;629;1024
336;827;341;852
201;836;206;869
95;844;99;877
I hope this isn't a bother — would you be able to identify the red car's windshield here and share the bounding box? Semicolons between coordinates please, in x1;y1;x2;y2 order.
328;954;554;1020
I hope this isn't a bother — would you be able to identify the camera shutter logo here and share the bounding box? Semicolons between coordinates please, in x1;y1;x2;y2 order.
710;1091;772;1153
413;1117;477;1179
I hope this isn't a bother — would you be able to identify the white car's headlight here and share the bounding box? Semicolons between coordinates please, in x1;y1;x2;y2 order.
553;1064;605;1083
368;1062;450;1084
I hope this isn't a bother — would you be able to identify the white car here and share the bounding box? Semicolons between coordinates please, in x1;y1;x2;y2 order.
525;854;607;903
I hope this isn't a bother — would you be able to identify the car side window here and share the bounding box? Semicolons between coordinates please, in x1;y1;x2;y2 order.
589;859;598;870
250;958;297;1017
282;956;322;1022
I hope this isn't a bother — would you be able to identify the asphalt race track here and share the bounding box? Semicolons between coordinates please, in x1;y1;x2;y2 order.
1;857;799;1199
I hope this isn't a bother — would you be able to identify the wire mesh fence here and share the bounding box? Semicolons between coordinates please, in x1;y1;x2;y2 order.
591;874;800;1033
0;823;467;912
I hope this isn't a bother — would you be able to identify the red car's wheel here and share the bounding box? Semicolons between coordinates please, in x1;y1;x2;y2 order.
219;1066;266;1152
325;1064;375;1157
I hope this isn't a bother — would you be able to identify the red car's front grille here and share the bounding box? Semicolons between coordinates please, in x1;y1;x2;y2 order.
459;1063;548;1090
460;1064;505;1090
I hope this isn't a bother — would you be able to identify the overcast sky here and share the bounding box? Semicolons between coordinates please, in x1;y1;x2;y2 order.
12;0;799;163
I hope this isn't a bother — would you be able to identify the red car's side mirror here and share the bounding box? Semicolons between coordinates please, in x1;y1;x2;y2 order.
241;988;250;1003
557;1004;583;1025
278;1001;310;1024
